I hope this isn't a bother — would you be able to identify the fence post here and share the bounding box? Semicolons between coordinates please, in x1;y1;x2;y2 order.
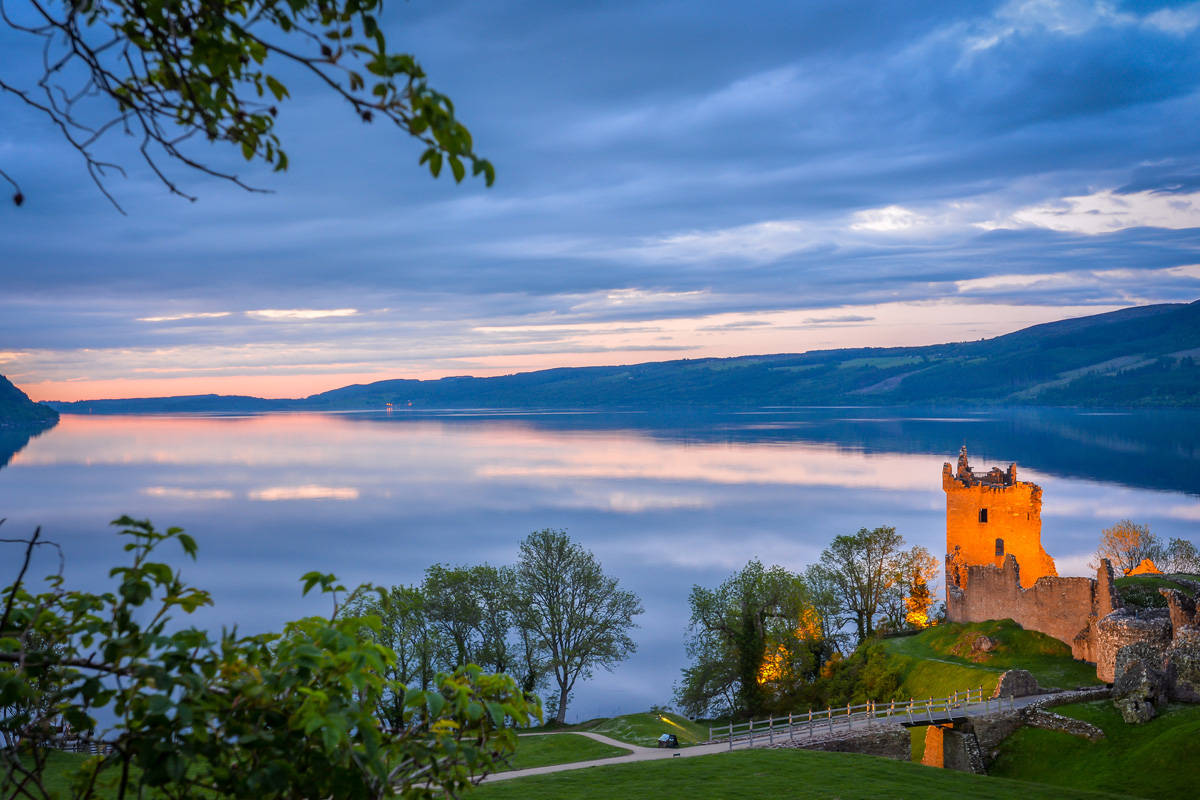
789;712;794;741
749;718;754;749
728;722;733;751
828;707;833;735
768;715;774;745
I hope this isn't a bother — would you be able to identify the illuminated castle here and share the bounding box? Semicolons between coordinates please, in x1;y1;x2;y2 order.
942;446;1057;591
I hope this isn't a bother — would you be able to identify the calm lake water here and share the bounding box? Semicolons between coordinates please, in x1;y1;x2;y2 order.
2;407;1199;720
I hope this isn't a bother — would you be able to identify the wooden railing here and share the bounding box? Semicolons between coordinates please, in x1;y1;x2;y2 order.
708;686;1016;749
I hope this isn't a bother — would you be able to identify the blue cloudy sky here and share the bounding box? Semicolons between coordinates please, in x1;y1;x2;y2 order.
4;0;1200;400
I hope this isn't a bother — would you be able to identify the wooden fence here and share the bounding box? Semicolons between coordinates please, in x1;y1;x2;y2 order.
708;686;1016;750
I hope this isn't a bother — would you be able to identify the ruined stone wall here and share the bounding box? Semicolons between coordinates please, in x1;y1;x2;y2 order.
946;554;1099;648
920;724;986;774
776;725;910;761
1095;610;1174;683
944;453;1057;589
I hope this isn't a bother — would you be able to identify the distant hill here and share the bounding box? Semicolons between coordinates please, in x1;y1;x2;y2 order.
48;300;1200;413
0;373;58;427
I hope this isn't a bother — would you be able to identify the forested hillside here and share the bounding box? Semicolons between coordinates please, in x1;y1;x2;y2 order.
48;300;1200;412
0;373;58;426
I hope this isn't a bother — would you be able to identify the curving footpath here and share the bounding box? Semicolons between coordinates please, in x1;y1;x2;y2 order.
484;690;1078;783
482;732;730;783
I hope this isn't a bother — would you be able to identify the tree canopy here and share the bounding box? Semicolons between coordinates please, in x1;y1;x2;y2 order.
676;560;825;720
514;529;642;725
1092;519;1200;575
1;0;491;208
1;518;537;799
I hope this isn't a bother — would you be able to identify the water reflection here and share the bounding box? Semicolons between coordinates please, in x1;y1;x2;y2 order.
1;408;1197;721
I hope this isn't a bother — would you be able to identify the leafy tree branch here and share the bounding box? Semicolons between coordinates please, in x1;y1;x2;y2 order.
0;0;493;211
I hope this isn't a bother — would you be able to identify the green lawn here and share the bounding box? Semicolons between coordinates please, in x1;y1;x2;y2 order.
1;750;138;800
883;620;1103;699
585;711;709;747
988;700;1200;799
475;748;1124;800
504;734;630;771
1115;574;1200;609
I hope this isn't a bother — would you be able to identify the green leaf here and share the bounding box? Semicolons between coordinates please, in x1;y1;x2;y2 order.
265;75;289;102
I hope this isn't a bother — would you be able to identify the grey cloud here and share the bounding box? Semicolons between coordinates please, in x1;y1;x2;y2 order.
4;0;1200;380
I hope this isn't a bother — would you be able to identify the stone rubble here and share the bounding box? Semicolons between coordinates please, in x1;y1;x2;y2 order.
991;669;1040;699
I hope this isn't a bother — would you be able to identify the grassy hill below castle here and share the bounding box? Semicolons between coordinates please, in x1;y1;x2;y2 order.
815;620;1102;711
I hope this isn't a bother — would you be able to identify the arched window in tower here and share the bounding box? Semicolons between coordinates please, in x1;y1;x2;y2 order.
979;508;988;523
995;538;1004;557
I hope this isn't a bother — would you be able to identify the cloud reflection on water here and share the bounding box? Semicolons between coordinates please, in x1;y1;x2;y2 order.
2;409;1198;722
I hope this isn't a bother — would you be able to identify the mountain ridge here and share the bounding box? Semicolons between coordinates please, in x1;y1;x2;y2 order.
44;299;1200;413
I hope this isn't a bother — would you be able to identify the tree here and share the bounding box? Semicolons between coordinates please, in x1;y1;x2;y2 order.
1092;519;1165;575
811;526;905;643
514;529;642;725
1161;537;1200;575
342;583;439;727
877;545;939;632
420;563;515;677
421;564;483;670
1;0;493;209
1;518;538;799
676;560;824;720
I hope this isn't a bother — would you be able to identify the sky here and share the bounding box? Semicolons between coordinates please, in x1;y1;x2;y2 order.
4;0;1200;402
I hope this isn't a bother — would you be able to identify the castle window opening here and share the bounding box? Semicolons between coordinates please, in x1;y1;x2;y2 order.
995;538;1004;557
979;508;988;523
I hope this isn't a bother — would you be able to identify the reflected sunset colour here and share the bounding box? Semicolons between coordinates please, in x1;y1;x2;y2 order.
1;408;1197;720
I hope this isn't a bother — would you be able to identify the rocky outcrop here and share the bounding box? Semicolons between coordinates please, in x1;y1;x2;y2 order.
1095;610;1173;683
1024;709;1105;741
1112;640;1170;724
960;711;1023;767
991;669;1040;698
1164;626;1200;703
1161;589;1199;635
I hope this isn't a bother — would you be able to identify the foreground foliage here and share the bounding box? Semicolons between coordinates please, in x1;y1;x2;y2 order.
2;0;492;207
0;518;538;799
473;748;1124;800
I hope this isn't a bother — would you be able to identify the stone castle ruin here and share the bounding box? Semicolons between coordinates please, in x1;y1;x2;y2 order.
943;447;1200;721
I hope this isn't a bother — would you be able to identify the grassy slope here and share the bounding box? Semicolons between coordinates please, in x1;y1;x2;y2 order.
883;620;1103;700
878;621;1104;763
1115;574;1200;609
475;748;1124;800
585;712;709;747
988;700;1200;800
505;734;630;771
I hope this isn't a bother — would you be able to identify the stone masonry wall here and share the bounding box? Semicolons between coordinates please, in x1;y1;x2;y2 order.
1095;610;1173;683
774;724;910;761
946;554;1099;648
943;452;1057;589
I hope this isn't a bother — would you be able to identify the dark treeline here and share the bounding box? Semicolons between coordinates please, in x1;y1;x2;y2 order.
343;529;642;726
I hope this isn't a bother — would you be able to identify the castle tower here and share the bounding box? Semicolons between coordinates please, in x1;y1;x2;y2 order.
943;446;1057;590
